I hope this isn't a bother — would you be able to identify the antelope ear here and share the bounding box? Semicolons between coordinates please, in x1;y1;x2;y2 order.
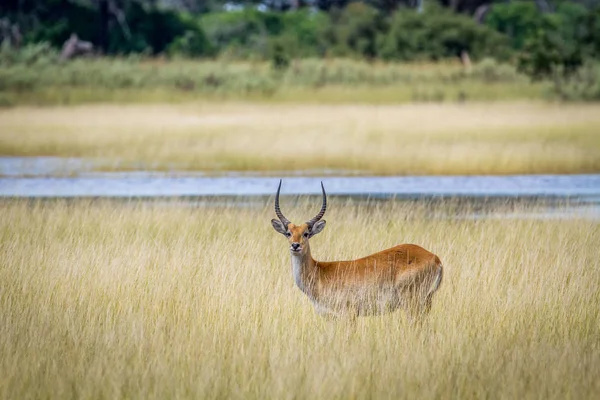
309;220;326;237
271;219;287;235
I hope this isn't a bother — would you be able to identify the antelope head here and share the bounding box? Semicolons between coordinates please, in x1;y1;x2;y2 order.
271;180;327;256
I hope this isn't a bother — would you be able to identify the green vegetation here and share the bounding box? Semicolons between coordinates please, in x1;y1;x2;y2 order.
1;102;599;175
0;55;550;106
1;199;598;398
378;5;510;61
1;2;599;103
3;1;598;62
2;2;513;60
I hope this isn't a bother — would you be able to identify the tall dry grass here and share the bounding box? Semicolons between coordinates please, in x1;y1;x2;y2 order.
1;102;600;175
1;199;599;399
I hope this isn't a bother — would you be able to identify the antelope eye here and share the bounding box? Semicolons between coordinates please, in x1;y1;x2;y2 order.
303;232;309;238
285;232;291;237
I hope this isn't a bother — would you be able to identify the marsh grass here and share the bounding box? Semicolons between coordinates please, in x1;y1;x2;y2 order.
0;58;544;106
1;102;599;175
1;199;599;399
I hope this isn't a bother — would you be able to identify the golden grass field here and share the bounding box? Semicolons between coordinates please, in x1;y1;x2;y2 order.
1;102;600;175
1;199;599;399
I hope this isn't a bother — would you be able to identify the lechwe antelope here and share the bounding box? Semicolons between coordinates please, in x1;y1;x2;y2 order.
271;180;443;319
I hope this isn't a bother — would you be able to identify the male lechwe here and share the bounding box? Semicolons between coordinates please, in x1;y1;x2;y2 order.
271;180;444;319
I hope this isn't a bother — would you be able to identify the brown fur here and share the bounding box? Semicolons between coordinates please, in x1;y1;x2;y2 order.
282;223;443;318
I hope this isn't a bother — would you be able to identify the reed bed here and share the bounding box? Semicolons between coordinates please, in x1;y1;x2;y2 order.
0;58;543;106
1;102;599;175
1;199;599;399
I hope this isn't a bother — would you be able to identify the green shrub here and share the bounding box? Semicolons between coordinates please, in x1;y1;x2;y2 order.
486;1;589;53
201;9;331;60
21;0;98;47
485;1;543;50
517;18;583;81
326;3;384;59
509;2;600;103
554;62;600;101
200;10;270;59
107;2;201;55
378;6;511;62
277;10;330;58
167;24;214;58
6;0;207;56
581;6;600;58
471;58;524;84
270;39;290;71
0;42;59;67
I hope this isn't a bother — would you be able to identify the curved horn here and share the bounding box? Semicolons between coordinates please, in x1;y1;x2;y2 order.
306;181;327;227
274;179;291;228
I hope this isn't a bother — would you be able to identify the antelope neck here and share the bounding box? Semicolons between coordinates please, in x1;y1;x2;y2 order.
290;246;318;294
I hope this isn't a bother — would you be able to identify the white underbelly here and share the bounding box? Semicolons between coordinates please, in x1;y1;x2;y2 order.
313;286;402;316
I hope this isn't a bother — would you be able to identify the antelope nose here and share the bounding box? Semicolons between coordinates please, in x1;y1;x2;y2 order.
291;243;300;250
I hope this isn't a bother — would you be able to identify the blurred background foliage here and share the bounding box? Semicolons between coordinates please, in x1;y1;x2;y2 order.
1;0;600;100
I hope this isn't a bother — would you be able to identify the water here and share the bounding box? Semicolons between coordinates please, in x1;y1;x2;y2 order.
1;157;599;219
1;174;599;199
